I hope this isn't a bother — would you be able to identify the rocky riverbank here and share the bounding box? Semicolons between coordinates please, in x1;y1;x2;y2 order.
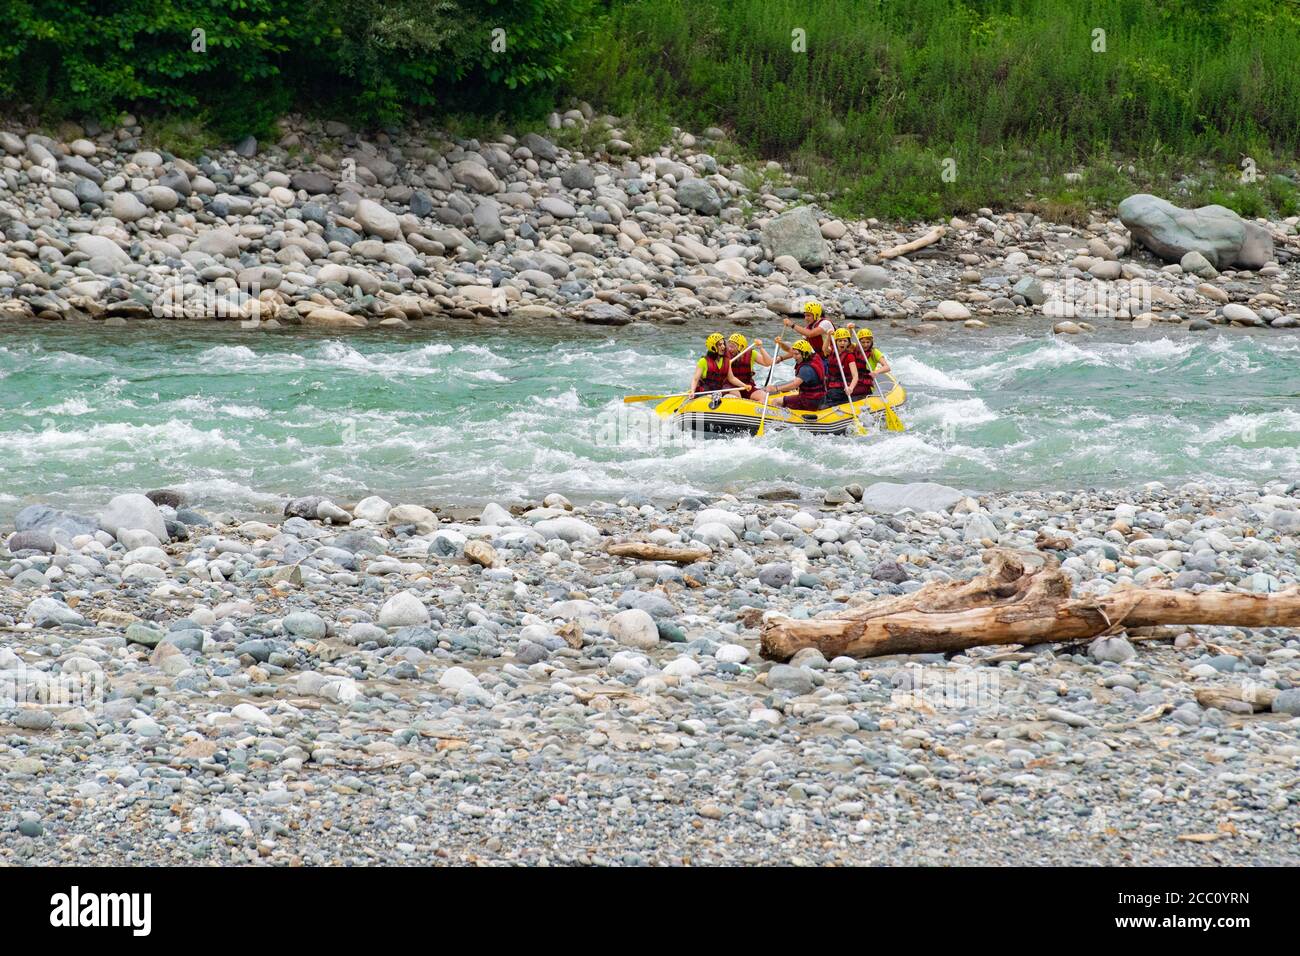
2;479;1297;865
2;109;1299;335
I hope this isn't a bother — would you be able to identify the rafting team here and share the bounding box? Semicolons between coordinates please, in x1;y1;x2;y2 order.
687;300;891;410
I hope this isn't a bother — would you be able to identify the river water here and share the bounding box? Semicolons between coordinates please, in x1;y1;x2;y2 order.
2;320;1296;519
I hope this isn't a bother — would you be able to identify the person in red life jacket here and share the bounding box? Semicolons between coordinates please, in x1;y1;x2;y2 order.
724;333;774;401
783;299;834;358
823;327;860;406
765;339;827;411
847;325;891;401
687;332;732;398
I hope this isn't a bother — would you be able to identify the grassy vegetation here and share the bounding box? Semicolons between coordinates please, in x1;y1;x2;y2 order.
9;0;1299;223
569;0;1300;220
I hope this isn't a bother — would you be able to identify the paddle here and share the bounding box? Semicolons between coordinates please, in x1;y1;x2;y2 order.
624;341;761;405
756;335;784;437
623;387;742;404
872;375;905;432
829;334;868;436
850;326;904;432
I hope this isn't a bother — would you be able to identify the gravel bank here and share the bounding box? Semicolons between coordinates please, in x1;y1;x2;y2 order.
2;111;1298;336
2;479;1297;865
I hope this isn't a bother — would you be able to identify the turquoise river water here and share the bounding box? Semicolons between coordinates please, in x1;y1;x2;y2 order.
1;321;1296;520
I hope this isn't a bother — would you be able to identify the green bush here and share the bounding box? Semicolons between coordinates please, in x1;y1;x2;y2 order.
2;0;598;132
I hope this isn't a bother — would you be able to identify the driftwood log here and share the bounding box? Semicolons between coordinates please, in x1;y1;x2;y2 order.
878;226;946;260
761;550;1300;662
607;542;712;564
1194;685;1277;714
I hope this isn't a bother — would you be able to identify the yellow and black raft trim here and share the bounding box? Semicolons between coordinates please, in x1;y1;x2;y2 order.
653;378;906;438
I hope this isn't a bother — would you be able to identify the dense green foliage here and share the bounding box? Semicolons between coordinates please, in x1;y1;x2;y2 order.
2;0;596;135
570;0;1300;218
4;0;1299;218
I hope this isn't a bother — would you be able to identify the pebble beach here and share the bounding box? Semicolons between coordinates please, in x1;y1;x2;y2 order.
2;479;1298;866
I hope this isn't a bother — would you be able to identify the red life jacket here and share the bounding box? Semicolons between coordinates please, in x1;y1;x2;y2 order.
730;350;754;386
805;320;831;355
795;354;826;403
699;354;729;392
825;347;857;390
850;344;877;397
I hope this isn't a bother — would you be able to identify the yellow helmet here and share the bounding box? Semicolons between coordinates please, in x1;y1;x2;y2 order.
728;333;747;350
856;327;874;341
705;332;724;354
791;338;814;355
803;300;823;317
833;327;851;341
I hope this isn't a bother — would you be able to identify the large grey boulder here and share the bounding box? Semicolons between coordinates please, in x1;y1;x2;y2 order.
761;206;830;269
15;504;99;541
354;199;401;240
291;171;333;195
767;664;814;695
98;493;167;543
858;482;965;514
73;235;129;267
7;530;56;554
609;608;659;650
850;265;891;289
560;163;595;191
520;132;559;163
451;161;500;194
110;192;148;222
677;179;722;215
192;229;243;258
1118;194;1273;269
473;198;506;243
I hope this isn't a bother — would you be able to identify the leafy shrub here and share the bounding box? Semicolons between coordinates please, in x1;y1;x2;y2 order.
2;0;598;131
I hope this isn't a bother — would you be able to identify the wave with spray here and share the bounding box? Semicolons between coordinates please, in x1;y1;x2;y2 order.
1;323;1295;517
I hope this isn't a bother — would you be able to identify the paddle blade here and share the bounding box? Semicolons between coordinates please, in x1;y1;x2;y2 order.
883;407;905;432
622;395;664;404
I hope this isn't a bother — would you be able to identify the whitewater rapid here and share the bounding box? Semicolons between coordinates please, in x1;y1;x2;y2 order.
2;322;1296;518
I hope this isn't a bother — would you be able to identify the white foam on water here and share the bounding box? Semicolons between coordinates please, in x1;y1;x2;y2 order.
1118;337;1197;363
314;341;374;369
166;478;289;509
551;346;651;367
164;397;266;422
530;387;582;411
467;369;509;383
363;342;455;374
890;356;974;391
197;345;259;365
0;420;242;457
1197;408;1300;444
965;338;1107;382
218;404;269;420
38;397;94;416
907;397;997;428
458;343;508;365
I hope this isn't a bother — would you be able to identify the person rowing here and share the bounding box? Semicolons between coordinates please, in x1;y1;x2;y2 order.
824;327;860;406
848;325;891;402
687;332;735;399
725;333;774;401
764;338;826;410
783;299;833;358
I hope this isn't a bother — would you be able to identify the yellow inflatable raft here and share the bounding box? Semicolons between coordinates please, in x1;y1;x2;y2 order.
653;379;906;437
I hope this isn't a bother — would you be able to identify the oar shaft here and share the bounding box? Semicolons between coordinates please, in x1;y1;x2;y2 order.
757;329;785;435
830;337;867;433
